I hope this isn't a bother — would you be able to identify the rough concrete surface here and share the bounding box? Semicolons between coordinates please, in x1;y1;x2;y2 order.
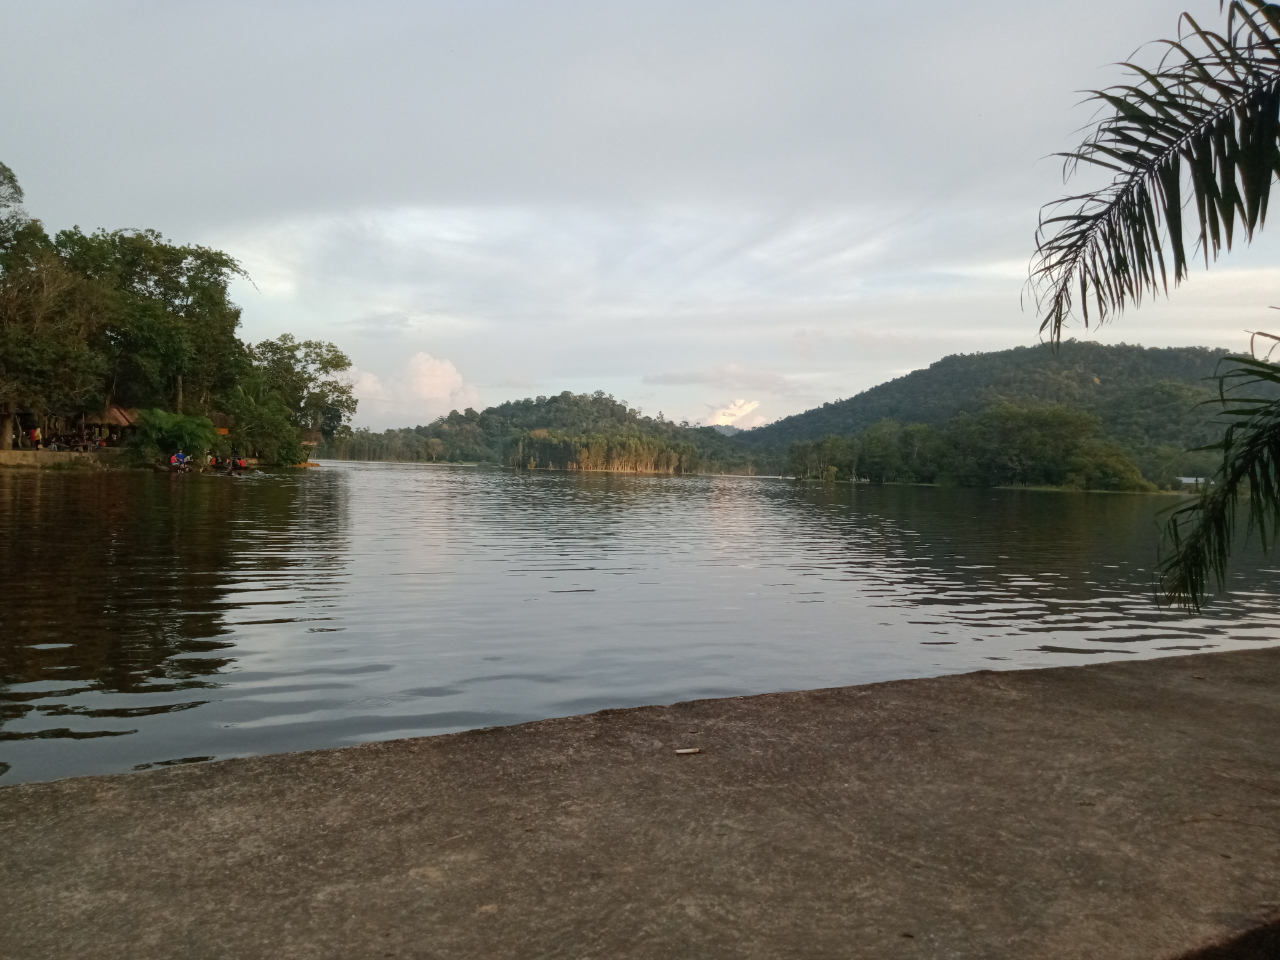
0;449;123;469
3;649;1280;960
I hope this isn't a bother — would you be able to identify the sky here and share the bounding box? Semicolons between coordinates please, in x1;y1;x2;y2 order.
5;0;1280;429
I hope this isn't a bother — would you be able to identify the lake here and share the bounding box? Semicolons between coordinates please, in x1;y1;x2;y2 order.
2;462;1277;785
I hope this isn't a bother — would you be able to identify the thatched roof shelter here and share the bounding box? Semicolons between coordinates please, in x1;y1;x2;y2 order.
82;406;139;427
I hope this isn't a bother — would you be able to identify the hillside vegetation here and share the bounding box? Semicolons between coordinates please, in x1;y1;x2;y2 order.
322;342;1247;489
741;341;1247;487
318;391;768;474
741;342;1226;448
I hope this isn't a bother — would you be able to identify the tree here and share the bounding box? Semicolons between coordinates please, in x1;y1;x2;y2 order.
0;219;107;449
0;162;25;248
55;228;248;414
249;334;357;440
946;404;1101;487
223;375;305;465
0;162;362;460
1032;0;1280;605
125;409;220;466
858;420;906;483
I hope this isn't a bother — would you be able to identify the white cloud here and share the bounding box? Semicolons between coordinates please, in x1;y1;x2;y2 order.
352;370;391;402
5;0;1270;431
351;353;482;428
709;399;761;426
408;353;466;403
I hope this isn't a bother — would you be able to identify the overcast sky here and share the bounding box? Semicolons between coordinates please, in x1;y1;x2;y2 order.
5;1;1279;429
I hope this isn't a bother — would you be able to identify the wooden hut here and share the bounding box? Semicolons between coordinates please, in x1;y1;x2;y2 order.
79;406;140;445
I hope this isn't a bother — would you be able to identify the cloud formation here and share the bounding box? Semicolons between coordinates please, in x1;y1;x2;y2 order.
645;364;797;396
709;399;762;427
353;353;482;427
4;1;1275;430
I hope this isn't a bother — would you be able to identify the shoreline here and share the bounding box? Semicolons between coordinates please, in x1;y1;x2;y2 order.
4;649;1279;958
316;458;1191;490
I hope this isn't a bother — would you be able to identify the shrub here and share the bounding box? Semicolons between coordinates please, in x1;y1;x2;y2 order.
125;409;220;466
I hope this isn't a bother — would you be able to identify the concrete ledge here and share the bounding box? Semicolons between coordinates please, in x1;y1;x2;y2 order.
3;649;1280;959
0;449;123;468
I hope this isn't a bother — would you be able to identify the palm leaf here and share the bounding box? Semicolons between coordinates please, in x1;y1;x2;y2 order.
1158;352;1280;607
1032;1;1280;340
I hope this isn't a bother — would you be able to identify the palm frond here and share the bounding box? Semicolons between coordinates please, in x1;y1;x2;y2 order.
1159;352;1280;607
1032;1;1280;341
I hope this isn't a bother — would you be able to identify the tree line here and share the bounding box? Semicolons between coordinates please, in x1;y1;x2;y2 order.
0;163;356;463
788;402;1160;491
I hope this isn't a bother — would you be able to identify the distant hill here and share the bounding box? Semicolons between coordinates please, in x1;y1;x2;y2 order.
323;342;1254;483
320;390;769;473
738;341;1234;452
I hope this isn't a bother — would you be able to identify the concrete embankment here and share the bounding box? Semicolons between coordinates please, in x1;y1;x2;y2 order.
0;449;123;468
3;649;1280;960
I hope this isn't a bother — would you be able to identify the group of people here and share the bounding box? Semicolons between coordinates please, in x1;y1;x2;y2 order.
19;426;116;452
168;450;249;474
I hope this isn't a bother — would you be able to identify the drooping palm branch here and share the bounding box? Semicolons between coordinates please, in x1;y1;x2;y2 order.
1032;1;1280;341
1159;350;1280;608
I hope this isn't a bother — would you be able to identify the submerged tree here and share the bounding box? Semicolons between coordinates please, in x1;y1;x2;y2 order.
1032;0;1280;606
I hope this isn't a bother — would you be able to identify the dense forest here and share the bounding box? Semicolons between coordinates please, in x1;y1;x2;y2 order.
318;391;769;474
788;405;1153;491
742;341;1229;449
0;163;355;464
744;341;1253;487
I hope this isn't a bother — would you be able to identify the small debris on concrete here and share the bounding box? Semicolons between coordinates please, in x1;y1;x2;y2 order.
674;748;700;755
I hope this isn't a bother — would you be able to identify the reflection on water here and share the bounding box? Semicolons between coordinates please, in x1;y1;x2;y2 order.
1;463;1277;784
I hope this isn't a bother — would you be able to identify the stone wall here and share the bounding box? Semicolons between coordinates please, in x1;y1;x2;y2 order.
0;449;124;468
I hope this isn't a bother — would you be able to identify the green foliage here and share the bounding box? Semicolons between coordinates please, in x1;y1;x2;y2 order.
513;430;700;473
746;341;1250;487
788;435;857;481
0;161;25;247
947;404;1100;487
223;376;305;465
54;227;248;413
789;404;1155;492
859;420;907;483
125;409;219;465
1161;353;1280;608
1032;1;1280;339
0;219;109;417
899;423;947;483
744;341;1229;451
0;163;357;457
1032;5;1280;605
248;334;356;440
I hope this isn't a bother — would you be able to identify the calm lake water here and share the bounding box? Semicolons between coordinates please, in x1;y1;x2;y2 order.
2;462;1277;784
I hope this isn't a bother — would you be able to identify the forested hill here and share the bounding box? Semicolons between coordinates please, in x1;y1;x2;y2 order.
739;341;1232;451
319;390;765;473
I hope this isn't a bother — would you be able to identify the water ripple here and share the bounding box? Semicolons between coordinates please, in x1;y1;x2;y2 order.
1;464;1276;784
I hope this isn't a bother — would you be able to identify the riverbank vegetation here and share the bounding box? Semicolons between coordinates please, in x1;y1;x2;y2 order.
788;404;1151;491
0;163;355;464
